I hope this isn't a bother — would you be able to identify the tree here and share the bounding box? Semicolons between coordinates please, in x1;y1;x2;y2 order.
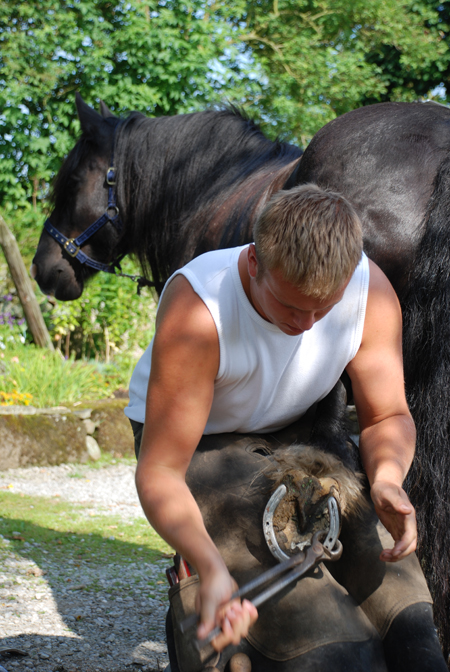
0;0;234;210
221;0;449;144
362;1;450;104
1;0;448;210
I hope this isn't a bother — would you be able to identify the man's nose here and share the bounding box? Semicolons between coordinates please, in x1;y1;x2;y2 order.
292;312;315;331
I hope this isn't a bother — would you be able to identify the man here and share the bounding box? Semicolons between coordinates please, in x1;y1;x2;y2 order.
126;184;418;652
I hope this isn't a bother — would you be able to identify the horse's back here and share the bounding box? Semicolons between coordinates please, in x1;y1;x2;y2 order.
296;102;450;294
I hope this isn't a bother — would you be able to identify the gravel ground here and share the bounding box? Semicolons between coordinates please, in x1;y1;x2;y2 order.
0;464;146;520
0;464;170;672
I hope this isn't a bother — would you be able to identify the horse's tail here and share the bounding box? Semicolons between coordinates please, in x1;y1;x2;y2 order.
402;154;450;658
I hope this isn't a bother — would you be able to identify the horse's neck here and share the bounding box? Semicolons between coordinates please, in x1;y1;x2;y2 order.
200;156;302;251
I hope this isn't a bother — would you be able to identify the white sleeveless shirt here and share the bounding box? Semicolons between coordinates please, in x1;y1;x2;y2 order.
125;246;369;434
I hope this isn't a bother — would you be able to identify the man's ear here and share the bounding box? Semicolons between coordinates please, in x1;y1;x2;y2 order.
248;243;259;279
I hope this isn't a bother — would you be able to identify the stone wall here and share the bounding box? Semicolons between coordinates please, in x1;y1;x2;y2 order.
0;399;135;470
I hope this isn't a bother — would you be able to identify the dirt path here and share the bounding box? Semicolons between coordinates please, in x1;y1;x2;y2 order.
0;463;171;672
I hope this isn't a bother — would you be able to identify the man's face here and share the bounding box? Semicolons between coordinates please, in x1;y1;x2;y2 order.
248;249;350;336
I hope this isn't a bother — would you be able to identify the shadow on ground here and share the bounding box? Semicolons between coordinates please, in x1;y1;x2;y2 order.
0;518;170;672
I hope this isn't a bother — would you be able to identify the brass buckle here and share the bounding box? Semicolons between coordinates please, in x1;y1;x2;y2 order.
106;166;116;185
64;239;80;258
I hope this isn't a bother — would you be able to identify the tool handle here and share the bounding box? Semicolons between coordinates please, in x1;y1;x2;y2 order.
195;548;322;650
179;551;305;634
195;625;223;650
178;587;240;635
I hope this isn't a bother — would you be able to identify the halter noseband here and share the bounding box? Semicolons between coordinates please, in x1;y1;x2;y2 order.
43;133;154;294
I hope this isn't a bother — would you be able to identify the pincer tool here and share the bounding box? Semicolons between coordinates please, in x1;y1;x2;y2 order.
179;492;343;650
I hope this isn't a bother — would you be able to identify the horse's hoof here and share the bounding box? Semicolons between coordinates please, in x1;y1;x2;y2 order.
229;652;252;671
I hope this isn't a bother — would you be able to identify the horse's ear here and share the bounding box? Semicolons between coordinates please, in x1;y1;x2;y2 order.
99;100;116;119
75;92;105;136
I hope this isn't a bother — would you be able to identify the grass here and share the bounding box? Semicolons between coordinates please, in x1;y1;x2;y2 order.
0;346;114;407
0;490;173;570
75;452;136;469
0;344;139;408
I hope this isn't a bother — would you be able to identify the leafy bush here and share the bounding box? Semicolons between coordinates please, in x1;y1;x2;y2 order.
0;206;157;366
0;343;121;407
41;261;157;361
0;293;27;343
0;209;156;406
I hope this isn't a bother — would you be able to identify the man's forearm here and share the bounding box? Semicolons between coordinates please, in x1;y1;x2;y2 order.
358;413;416;487
135;462;227;578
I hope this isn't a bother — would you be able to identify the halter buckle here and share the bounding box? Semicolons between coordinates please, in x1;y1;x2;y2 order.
106;167;116;185
64;239;80;258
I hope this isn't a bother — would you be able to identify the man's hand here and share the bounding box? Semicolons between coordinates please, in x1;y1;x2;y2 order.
196;567;258;651
370;480;417;562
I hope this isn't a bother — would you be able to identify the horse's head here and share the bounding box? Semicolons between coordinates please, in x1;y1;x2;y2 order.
32;95;122;300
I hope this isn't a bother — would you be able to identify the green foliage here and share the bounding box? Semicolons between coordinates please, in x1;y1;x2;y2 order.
362;1;450;104
3;205;45;266
0;343;117;406
0;207;157;362
41;257;157;361
220;0;450;144
2;0;448;211
0;0;234;210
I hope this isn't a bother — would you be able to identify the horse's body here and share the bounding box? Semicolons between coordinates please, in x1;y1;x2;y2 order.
32;98;450;658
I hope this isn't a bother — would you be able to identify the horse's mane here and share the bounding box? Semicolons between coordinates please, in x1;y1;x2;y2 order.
113;107;302;293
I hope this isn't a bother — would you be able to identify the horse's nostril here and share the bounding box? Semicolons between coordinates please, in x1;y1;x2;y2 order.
30;263;37;279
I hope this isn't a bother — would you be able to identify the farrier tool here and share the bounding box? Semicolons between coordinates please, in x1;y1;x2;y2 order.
179;489;343;649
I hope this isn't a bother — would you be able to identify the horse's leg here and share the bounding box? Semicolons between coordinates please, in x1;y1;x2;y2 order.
382;603;447;672
309;381;358;469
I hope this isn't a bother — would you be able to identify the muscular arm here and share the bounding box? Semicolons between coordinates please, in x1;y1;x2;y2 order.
135;275;256;648
346;260;417;561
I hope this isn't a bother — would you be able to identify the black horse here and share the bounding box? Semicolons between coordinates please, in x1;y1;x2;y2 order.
32;97;450;658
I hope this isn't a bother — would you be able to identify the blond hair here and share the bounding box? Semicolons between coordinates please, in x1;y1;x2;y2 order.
253;184;363;298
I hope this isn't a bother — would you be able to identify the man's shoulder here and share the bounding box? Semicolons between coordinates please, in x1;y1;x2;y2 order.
160;245;244;302
359;259;402;350
367;259;400;303
158;273;210;322
153;276;218;362
183;245;246;273
159;245;247;324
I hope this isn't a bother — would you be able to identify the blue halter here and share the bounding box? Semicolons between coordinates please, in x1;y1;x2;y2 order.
43;136;154;293
43;165;123;273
